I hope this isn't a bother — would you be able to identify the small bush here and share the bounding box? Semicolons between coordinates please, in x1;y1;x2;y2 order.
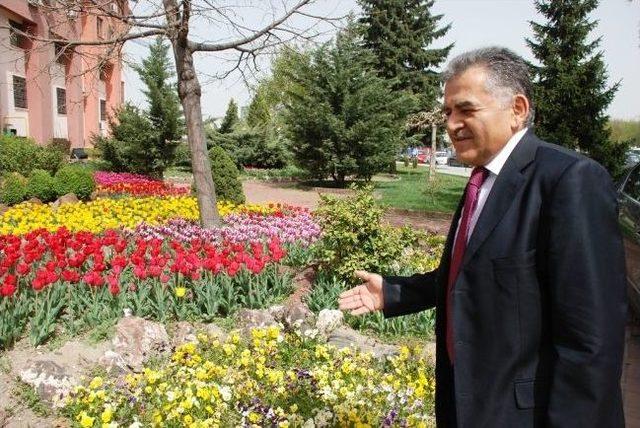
25;169;57;202
0;173;27;205
49;138;71;155
173;142;192;168
0;135;65;176
208;146;245;204
314;185;441;284
54;165;95;200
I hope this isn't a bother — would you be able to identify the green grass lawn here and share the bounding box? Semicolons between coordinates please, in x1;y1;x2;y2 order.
375;165;467;214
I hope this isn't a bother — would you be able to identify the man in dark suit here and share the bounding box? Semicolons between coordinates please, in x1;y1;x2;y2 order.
338;47;627;427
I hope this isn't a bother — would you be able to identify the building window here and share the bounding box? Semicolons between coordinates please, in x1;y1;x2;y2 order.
9;20;26;48
97;17;104;39
13;76;27;109
100;99;107;121
56;88;67;114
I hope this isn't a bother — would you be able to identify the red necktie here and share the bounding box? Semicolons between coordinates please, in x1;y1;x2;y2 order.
446;166;489;364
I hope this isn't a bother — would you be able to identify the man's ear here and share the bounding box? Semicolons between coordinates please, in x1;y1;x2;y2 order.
512;94;530;129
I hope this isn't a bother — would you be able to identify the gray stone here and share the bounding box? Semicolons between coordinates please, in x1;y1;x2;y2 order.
98;351;129;375
26;197;43;205
236;309;279;336
420;341;437;364
327;327;399;360
0;204;8;215
111;317;170;371
169;321;197;347
201;323;227;341
52;193;78;209
316;309;344;338
19;360;77;407
283;303;316;328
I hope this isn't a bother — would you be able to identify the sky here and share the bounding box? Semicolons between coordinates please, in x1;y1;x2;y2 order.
123;0;640;121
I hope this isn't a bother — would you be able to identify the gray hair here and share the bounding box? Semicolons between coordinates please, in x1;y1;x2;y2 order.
442;46;535;127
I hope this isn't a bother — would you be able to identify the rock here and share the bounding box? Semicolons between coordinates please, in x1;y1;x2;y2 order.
0;204;8;215
111;317;170;371
26;197;43;205
419;341;437;364
19;360;77;407
267;305;286;322
236;309;279;336
327;327;399;360
201;323;227;341
283;303;315;328
169;321;197;347
316;309;344;338
52;193;78;209
98;351;129;375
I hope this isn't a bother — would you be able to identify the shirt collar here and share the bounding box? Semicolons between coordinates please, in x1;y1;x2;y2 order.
484;127;528;176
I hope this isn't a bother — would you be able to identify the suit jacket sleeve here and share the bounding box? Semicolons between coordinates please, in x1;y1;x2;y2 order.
546;158;627;427
381;269;438;318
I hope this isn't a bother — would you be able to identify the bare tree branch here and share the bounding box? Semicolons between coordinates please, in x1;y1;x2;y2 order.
187;0;311;52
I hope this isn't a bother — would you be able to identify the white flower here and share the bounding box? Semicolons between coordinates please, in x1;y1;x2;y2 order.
219;385;232;402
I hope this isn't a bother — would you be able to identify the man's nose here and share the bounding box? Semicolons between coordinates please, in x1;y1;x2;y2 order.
447;113;463;135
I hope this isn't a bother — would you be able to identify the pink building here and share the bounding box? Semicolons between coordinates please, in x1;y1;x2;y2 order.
0;0;125;149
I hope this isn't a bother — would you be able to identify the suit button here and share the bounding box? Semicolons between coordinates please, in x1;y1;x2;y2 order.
456;341;463;346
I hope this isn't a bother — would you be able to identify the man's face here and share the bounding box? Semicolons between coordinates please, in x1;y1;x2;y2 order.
443;66;519;167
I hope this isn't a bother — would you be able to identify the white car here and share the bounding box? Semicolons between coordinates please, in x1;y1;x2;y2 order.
434;151;449;165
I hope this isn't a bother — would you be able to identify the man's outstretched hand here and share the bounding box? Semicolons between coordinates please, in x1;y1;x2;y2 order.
338;270;384;315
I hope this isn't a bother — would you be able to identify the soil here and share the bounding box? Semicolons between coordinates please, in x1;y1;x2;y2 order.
242;180;454;235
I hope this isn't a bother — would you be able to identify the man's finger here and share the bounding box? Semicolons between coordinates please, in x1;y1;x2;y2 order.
354;270;370;282
338;298;361;311
338;285;365;300
350;306;371;316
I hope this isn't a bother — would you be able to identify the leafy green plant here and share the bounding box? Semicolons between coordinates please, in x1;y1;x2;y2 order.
25;169;57;202
0;135;64;176
315;184;432;284
208;146;245;204
0;173;27;205
54;164;95;200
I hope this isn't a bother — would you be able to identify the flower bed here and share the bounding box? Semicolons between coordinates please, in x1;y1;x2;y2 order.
64;327;435;427
0;198;280;236
133;207;321;246
0;228;291;348
94;172;190;197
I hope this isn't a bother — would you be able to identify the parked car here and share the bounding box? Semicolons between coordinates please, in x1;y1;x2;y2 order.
416;150;428;164
434;151;449;165
617;162;640;317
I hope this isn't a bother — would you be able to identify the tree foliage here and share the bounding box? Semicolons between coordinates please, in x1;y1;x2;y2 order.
358;0;452;113
527;0;627;177
281;27;413;186
219;99;240;134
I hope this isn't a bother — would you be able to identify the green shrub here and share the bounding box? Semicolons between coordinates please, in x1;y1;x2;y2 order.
25;169;57;202
0;173;27;205
208;146;245;204
49;138;71;155
0;135;65;176
54;165;95;200
173;142;192;168
315;185;441;284
207;129;289;169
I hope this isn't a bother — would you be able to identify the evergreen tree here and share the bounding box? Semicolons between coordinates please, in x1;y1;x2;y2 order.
358;0;453;112
527;0;626;178
219;99;239;134
282;26;413;186
133;36;183;179
246;88;271;129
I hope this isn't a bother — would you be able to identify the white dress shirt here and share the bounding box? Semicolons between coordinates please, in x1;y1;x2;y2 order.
457;127;529;244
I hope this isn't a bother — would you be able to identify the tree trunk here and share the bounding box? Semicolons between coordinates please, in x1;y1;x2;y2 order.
171;40;221;227
429;124;437;183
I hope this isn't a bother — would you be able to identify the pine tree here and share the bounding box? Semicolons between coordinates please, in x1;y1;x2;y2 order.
358;0;453;112
133;36;183;179
527;0;627;178
282;26;413;186
219;99;239;134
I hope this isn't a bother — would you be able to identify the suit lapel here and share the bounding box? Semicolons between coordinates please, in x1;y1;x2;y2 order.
462;130;540;266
